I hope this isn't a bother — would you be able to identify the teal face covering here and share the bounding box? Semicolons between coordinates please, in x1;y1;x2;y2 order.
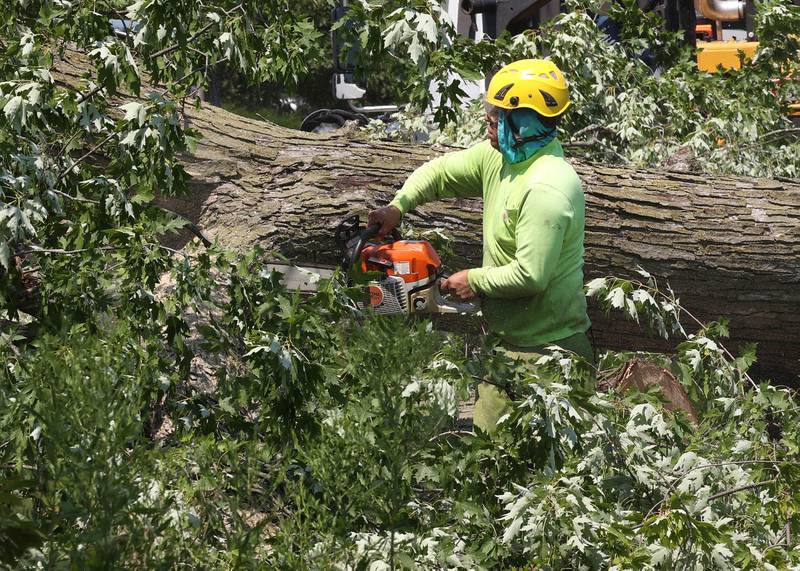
497;108;557;165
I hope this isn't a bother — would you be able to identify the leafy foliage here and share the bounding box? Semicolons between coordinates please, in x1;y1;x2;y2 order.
1;0;799;568
4;261;800;568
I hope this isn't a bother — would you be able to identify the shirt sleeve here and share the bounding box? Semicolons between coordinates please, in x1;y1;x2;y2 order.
389;142;487;215
467;184;573;298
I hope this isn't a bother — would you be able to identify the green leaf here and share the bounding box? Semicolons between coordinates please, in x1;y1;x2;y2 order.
0;241;10;271
130;187;155;204
734;342;758;372
119;101;146;127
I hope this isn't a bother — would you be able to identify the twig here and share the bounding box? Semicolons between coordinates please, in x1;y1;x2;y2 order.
767;527;787;550
56;129;85;159
707;479;776;502
600;275;758;390
428;430;474;441
57;131;117;181
151;3;243;59
563;139;601;148
160;56;229;97
470;374;516;400
714;127;800;152
600;141;627;162
761;127;800;142
51;188;100;205
641;459;790;522
666;296;758;390
76;84;105;105
15;245;122;256
676;459;795;479
159;244;185;256
150;4;241;60
0;331;22;357
118;16;130;43
150;22;215;59
569;124;615;140
563;138;627;162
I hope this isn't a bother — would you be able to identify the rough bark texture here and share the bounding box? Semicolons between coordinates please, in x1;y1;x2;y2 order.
54;54;800;385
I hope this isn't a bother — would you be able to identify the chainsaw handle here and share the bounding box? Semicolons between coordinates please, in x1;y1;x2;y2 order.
405;282;479;315
364;223;402;242
345;223;402;268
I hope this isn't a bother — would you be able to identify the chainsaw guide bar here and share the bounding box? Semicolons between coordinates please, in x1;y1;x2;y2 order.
262;263;337;293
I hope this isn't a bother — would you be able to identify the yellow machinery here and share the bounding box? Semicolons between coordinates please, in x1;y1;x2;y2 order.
692;4;798;118
695;36;798;120
696;40;759;71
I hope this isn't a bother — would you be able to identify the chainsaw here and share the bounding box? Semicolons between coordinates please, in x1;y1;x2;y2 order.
265;215;478;315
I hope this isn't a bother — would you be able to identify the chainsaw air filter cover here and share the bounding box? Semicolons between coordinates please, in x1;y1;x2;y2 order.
360;240;442;289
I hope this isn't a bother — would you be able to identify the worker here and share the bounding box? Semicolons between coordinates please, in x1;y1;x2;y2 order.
368;59;592;433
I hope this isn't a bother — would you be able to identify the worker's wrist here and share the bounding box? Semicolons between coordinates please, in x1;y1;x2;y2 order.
389;196;411;216
467;267;485;293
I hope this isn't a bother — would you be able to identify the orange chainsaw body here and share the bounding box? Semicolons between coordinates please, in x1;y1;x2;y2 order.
360;240;442;288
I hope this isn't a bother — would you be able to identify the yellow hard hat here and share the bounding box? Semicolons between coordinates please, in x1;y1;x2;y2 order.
486;59;570;117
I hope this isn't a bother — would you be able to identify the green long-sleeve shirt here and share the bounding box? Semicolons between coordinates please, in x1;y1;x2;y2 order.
390;139;590;348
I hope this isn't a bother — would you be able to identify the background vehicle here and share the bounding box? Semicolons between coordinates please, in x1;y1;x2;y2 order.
300;0;797;132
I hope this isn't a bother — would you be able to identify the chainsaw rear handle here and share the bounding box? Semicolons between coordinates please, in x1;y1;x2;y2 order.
431;284;480;314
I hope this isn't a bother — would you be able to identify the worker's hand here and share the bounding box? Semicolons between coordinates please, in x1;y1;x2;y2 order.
368;205;402;238
441;270;476;301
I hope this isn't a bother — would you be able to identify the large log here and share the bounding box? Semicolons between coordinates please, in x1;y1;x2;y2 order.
54;56;800;385
154;103;799;385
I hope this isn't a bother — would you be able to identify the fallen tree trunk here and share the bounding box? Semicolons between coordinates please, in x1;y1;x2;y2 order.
153;103;800;385
54;56;800;385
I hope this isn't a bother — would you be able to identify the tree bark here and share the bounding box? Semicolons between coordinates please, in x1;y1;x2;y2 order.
54;54;800;385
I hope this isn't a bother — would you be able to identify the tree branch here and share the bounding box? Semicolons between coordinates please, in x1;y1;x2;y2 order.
15;245;122;256
569;123;615;140
51;188;100;205
76;84;105;105
57;130;117;181
708;479;776;502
